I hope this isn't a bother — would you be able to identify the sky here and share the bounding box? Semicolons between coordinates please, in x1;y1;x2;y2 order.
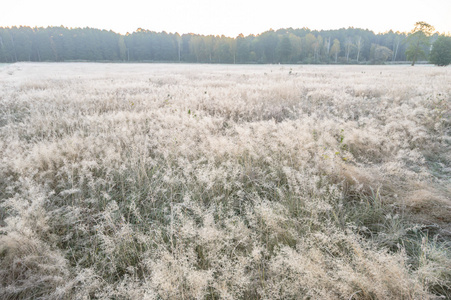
2;0;450;36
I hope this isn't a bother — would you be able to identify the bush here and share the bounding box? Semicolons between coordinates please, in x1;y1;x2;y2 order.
430;36;451;66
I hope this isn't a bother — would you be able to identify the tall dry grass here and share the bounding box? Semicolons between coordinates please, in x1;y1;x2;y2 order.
0;63;450;299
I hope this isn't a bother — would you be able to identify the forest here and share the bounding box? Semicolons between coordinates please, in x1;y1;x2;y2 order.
0;25;439;64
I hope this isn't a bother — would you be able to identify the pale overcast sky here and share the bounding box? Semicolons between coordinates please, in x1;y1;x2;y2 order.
2;0;450;36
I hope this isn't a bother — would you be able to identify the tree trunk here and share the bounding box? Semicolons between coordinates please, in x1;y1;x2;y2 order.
37;47;41;62
326;37;331;55
392;39;399;61
10;35;18;62
345;39;351;63
356;36;362;62
177;39;181;62
412;39;420;66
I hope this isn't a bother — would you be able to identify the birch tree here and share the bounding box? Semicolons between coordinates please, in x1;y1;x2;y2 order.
324;37;331;57
330;39;340;63
355;36;363;62
345;37;353;62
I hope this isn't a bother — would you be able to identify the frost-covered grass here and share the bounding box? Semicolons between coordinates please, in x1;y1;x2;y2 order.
0;63;450;299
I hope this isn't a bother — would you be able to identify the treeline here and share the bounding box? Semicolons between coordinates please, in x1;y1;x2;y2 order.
0;26;440;64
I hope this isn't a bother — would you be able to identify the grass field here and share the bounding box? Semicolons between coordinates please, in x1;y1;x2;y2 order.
0;63;450;299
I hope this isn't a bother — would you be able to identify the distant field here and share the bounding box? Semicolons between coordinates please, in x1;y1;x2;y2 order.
1;63;450;299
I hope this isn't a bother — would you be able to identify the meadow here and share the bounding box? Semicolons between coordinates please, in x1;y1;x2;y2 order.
0;63;450;299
